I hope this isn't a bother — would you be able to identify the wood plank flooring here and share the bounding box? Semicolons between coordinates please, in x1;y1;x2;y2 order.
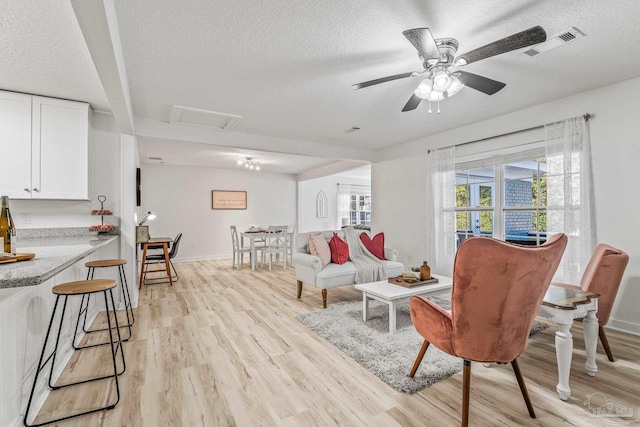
33;259;640;426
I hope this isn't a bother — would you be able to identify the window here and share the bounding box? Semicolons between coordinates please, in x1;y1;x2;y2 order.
349;193;371;226
455;151;547;246
337;184;371;228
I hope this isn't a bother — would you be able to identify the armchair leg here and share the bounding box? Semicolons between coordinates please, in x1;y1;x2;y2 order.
462;360;471;427
321;289;327;309
511;358;536;418
599;326;615;362
409;340;430;378
296;280;303;299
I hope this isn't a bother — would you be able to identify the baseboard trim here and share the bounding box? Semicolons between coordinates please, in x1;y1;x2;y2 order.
173;255;231;263
606;318;640;336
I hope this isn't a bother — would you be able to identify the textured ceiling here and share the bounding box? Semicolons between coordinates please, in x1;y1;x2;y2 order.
113;0;640;150
4;1;640;164
0;0;110;111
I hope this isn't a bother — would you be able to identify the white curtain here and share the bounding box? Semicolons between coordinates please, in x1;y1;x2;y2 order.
545;116;595;283
336;183;351;228
426;147;457;276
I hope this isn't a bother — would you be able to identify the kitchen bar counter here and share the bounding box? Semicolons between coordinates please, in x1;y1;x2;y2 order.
0;235;118;289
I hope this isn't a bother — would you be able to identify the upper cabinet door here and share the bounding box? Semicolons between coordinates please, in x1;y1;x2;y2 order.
32;96;89;200
0;91;32;199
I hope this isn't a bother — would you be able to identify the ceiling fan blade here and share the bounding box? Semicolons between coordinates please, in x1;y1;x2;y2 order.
402;28;441;61
352;71;414;90
402;94;422;112
457;71;506;95
455;26;546;65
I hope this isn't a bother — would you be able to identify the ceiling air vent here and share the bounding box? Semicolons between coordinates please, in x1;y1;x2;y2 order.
170;105;242;131
521;27;584;57
148;156;163;161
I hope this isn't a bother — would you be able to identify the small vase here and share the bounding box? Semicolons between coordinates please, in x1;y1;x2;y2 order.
420;261;431;281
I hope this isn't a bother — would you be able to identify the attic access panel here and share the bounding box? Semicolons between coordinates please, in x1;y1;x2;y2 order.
170;105;242;131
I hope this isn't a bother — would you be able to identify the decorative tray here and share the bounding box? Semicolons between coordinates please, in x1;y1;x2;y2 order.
0;253;36;264
388;275;439;288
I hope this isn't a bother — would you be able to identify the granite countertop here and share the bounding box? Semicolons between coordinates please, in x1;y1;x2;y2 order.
0;235;119;289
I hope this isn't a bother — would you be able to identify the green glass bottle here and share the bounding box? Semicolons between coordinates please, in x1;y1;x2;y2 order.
0;195;16;254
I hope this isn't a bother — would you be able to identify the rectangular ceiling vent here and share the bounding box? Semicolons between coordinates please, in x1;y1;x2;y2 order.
521;27;584;57
170;105;242;131
148;156;163;161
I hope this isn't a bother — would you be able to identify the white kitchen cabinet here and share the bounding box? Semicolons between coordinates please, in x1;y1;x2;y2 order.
0;90;90;200
0;91;32;198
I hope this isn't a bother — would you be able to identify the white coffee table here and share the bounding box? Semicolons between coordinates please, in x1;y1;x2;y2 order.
355;274;453;334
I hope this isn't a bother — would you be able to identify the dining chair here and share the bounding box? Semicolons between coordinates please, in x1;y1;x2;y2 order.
553;243;629;361
408;234;567;427
286;224;297;264
230;225;254;270
144;233;182;284
261;230;287;271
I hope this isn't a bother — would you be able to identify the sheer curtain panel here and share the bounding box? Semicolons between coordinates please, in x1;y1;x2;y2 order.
426;147;457;276
336;184;351;228
544;115;595;283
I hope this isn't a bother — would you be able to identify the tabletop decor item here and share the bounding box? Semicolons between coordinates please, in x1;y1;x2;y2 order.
90;195;117;234
389;275;439;288
420;260;432;280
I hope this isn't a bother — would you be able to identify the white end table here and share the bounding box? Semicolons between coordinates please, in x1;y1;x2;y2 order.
355;274;453;334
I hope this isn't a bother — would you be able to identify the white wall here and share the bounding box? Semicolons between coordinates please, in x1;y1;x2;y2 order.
372;155;428;270
372;76;640;334
11;112;122;229
140;163;297;261
297;175;370;232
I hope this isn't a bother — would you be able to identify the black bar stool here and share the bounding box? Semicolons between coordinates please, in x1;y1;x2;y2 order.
23;279;125;427
73;259;134;348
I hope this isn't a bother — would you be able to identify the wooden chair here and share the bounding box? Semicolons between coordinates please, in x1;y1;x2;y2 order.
408;234;567;427
261;229;287;271
553;243;629;361
230;225;255;269
286;224;297;264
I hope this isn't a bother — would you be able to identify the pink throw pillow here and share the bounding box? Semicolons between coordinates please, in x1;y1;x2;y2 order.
359;232;386;260
309;233;331;266
329;233;349;265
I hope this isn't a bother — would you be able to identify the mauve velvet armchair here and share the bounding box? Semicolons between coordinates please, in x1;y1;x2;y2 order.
409;233;567;427
553;243;628;362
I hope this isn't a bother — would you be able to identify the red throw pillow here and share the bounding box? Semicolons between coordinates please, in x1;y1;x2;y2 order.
329;233;349;264
359;232;386;260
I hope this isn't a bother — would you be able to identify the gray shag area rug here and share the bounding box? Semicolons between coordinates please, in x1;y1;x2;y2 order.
296;294;548;394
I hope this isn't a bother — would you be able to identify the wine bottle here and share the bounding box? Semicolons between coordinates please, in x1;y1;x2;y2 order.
0;195;16;254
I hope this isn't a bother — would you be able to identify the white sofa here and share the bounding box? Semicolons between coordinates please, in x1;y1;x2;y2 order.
293;229;404;308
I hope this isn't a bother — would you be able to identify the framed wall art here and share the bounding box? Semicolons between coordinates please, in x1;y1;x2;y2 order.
212;190;247;210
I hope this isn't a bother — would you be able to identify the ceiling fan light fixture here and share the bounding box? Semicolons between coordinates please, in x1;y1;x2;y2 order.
426;91;444;102
414;79;433;99
445;75;465;97
432;70;452;92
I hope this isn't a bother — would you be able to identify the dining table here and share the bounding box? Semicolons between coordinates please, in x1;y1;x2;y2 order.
241;230;293;271
538;284;600;401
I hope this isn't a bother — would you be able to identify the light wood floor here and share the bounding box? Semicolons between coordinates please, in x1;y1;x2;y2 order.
33;259;639;426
